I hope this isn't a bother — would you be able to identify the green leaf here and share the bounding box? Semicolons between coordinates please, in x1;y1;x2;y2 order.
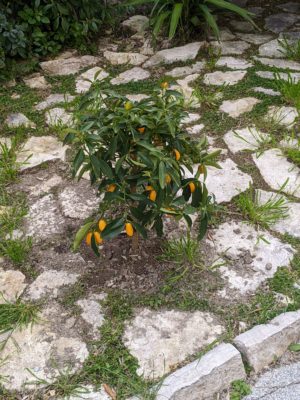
132;222;148;239
169;3;183;39
91;234;100;257
159;161;166;189
73;149;85;177
101;218;125;240
90;155;114;179
73;221;94;251
289;344;300;352
206;0;256;27
198;214;208;240
153;11;170;37
199;4;220;39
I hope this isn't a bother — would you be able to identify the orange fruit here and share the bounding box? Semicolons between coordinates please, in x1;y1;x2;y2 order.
149;190;157;201
138;127;145;133
165;174;171;184
124;101;133;110
161;81;169;89
189;182;196;193
107;184;116;192
145;185;154;191
98;219;107;232
125;222;134;237
94;232;103;245
86;232;92;246
174;149;181;161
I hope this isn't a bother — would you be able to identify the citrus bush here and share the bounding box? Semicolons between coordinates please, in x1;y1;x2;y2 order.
64;83;220;255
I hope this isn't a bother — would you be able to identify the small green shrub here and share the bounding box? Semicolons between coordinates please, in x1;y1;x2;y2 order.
126;0;255;39
65;83;220;254
230;380;251;400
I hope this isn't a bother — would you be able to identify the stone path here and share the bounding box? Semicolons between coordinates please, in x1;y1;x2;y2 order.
0;1;300;399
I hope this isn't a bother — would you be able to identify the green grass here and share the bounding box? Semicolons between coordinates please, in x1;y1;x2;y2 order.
274;72;300;108
230;380;251;400
278;38;300;61
0;142;20;186
0;238;32;265
235;187;289;229
284;147;300;167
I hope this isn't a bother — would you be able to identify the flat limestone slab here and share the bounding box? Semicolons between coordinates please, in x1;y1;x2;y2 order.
45;107;73;127
35;93;75;111
0;302;89;391
203;70;247;86
211;40;251;55
23;74;50;90
17;136;68;170
256;70;300;82
235;33;273;45
224;127;270;153
209;221;295;298
258;39;285;58
0;269;27;303
156;343;246;400
123;308;224;379
219;97;260;118
254;56;300;71
5;113;35;129
144;42;204;68
76;294;106;338
111;67;150;85
266;106;298;129
64;386;111;400
167;61;205;78
253;149;300;198
104;51;148;66
234;311;300;372
216;57;252;70
76;66;109;93
40;55;101;76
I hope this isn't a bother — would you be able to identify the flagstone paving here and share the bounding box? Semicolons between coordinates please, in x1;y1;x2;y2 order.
1;2;300;399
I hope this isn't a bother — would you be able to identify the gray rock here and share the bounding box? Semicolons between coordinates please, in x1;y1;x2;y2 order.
167;61;205;78
144;42;204;68
35;93;75;111
64;385;111;400
256;70;300;82
186;124;205;135
171;74;200;108
45;107;73;127
156;343;246;400
111;67;150;85
77;294;106;338
76;66;109;93
277;2;300;14
234;311;300;372
224;127;270;153
24;194;66;240
181;112;201;125
5;113;35;129
258;39;285;58
40;55;101;76
265;13;300;33
25;270;79;301
266;106;298;129
230;20;254;33
216;56;252;69
253;149;300;198
123;308;225;379
210;221;295;298
203;70;247;85
121;15;149;34
0;269;27;303
17;136;68;170
252;87;280;96
29;175;63;197
23;74;50;90
0;302;89;391
254;56;300;71
104;51;148;66
245;362;300;400
211;40;251;55
208;28;236;41
125;94;149;102
235;33;274;45
219;97;260;118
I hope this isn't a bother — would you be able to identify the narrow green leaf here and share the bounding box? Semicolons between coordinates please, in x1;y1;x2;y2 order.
169;3;183;40
159;161;166;189
73;221;94;251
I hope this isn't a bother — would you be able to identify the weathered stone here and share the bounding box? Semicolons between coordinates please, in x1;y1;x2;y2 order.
216;56;252;70
104;51;148;66
167;61;205;78
181;112;201;125
255;189;300;238
24;194;66;240
0;137;12;148
35;93;75;111
5;113;35;129
111;67;150;85
58;181;98;219
208;28;236;41
211;40;251;55
210;221;295;298
0;269;27;303
258;39;285;58
172;74;200;108
156;343;246;400
252;87;280;96
280;31;300;40
253;149;300;198
76;66;109;93
265;13;300;34
29;175;63;197
64;386;111;400
125;94;149;102
186;124;205;135
245;362;300;400
203;70;247;86
11;93;21;100
278;2;300;13
256;70;300;82
234;310;300;372
184;159;252;203
0;302;89;391
230;20;254;33
121;15;149;34
17;136;68;170
266;106;298;129
144;42;204;68
224;127;269;153
254;56;300;71
77;294;106;338
219;97;260;118
45;107;73;126
123;308;224;379
235;33;274;45
23;74;50;90
40;55;101;76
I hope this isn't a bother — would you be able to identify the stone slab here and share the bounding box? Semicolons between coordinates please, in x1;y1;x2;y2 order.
104;51;148;66
211;40;251;55
167;61;205;78
35;94;75;111
40;55;101;76
5;113;35;129
76;66;109;93
203;70;247;86
219;97;260;118
111;67;150;85
224;127;270;153
254;56;300;71
256;70;300;82
45;107;73;127
216;56;252;69
0;269;27;303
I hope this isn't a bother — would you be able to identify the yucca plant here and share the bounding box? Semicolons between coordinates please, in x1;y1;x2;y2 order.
125;0;255;39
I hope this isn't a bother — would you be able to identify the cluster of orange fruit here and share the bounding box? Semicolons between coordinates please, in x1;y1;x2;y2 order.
86;219;135;247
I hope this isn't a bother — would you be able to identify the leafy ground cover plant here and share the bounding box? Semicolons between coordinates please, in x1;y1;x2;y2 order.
126;0;255;39
279;37;300;61
65;83;220;254
274;71;300;109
